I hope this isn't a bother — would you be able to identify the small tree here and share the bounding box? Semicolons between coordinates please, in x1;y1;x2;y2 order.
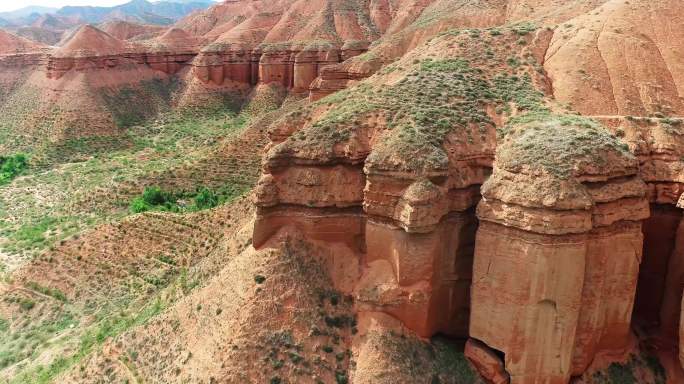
142;186;169;206
129;197;150;213
0;153;29;184
194;187;218;210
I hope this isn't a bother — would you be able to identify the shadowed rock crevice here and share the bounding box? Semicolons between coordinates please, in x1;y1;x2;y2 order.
634;204;682;329
633;203;684;381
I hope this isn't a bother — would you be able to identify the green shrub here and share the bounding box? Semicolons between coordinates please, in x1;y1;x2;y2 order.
512;22;537;36
607;362;636;384
142;186;170;206
194;187;218;210
130;186;172;213
130;185;245;214
19;298;35;311
129;197;150;213
335;371;349;384
0;153;29;185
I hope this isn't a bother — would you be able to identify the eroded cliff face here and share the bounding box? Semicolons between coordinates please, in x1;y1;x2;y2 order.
182;0;388;92
191;44;363;92
471;116;648;384
255;23;536;343
252;3;684;381
309;0;511;101
596;114;684;381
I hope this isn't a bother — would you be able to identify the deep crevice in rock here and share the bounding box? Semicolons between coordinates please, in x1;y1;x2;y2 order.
633;204;682;330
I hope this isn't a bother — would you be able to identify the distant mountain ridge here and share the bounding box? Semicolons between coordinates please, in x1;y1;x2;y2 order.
0;6;58;20
1;0;215;26
0;0;215;45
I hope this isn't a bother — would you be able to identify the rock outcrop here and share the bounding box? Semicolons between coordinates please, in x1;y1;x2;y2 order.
595;115;684;379
143;27;203;75
470;115;648;384
309;0;511;100
252;2;684;381
182;0;383;91
0;29;50;68
47;25;135;79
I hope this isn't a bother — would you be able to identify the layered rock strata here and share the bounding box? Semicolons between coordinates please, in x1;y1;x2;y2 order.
192;45;367;90
469;117;650;383
251;22;663;384
594;115;684;379
0;29;51;68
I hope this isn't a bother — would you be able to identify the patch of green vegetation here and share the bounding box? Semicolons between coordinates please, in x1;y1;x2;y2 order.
0;311;75;370
431;337;478;383
497;112;632;178
19;298;35;311
284;29;548;173
26;281;67;302
0;103;259;261
128;107;247;152
335;371;349;384
324;315;354;329
156;254;177;266
642;353;666;382
0;153;28;185
254;275;266;284
36;135;133;165
374;331;479;383
0;74;277;384
129;185;247;214
5;216;61;252
587;353;667;384
511;21;537;36
606;361;636;384
0;84;44;152
4;240;200;383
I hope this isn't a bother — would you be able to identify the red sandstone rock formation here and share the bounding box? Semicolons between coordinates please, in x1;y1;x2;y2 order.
309;0;511;100
182;0;380;91
99;20;166;41
465;339;510;384
251;1;684;381
0;29;47;54
143;28;203;75
47;25;136;79
470;116;649;384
